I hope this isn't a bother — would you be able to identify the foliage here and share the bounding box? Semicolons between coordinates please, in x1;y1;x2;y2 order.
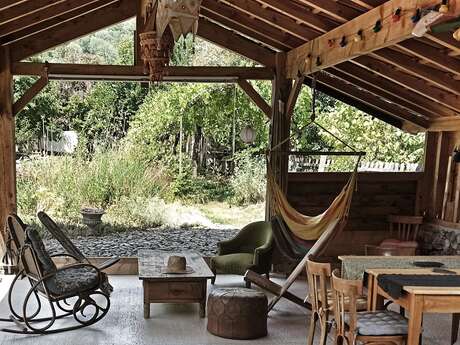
230;151;266;205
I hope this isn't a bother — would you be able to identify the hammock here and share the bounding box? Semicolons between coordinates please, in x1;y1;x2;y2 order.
267;161;358;240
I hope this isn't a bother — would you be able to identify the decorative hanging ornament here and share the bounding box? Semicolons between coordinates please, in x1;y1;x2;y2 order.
156;0;202;41
392;8;402;22
240;125;256;144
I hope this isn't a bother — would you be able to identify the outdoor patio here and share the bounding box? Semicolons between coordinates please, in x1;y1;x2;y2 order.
0;274;453;345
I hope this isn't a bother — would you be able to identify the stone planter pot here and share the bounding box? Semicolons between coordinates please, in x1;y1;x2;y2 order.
81;207;105;235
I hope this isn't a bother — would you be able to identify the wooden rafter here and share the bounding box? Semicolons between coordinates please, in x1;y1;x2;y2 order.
0;0;117;45
285;75;304;119
200;3;445;124
0;0;111;39
237;79;272;118
0;0;68;24
354;55;460;113
13;62;274;81
10;0;136;62
286;0;460;78
13;75;48;116
197;18;276;67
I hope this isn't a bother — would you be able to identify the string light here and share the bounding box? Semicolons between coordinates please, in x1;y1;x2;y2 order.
327;39;335;47
316;56;322;66
439;0;449;13
411;8;422;23
340;36;347;47
373;19;382;32
353;29;364;42
392;8;402;22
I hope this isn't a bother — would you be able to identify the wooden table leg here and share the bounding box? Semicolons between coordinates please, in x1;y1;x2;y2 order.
371;276;384;311
367;274;374;311
199;280;207;318
144;302;150;319
407;294;423;345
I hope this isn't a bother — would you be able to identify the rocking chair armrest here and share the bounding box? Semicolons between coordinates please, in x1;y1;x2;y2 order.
253;242;272;266
96;257;120;271
50;253;81;262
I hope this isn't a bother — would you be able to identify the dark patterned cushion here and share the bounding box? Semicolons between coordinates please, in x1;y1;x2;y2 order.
345;311;408;336
45;266;100;296
26;227;56;275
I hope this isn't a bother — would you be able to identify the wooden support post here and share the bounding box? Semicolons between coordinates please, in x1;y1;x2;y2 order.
267;53;292;220
13;75;48;116
237;79;272;119
0;46;16;257
285;75;305;119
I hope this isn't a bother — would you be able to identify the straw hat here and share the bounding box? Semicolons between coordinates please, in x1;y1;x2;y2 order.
161;255;194;274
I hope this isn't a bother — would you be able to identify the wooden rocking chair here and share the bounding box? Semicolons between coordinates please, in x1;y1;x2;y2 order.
0;214;113;334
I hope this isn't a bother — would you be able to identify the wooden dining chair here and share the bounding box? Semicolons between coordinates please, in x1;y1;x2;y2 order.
331;269;408;345
380;215;424;255
306;258;367;345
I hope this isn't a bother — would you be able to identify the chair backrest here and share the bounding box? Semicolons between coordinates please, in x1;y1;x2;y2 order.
238;220;272;253
306;258;332;313
387;215;423;241
38;211;87;263
331;269;363;338
6;214;27;268
364;244;413;256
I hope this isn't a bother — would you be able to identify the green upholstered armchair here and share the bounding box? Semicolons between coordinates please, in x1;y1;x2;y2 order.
210;221;273;287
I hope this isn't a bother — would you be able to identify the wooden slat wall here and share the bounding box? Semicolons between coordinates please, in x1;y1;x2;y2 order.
286;172;422;255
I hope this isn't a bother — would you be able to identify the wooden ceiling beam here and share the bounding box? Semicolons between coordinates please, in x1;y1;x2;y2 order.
335;61;457;118
354;55;460;112
0;0;111;39
0;0;68;24
0;0;116;45
13;62;275;81
254;0;336;33
315;72;429;129
428;117;460;132
216;0;319;40
200;2;302;50
10;0;136;62
13;75;48;116
197;19;276;67
237;79;272;118
286;0;460;78
303;76;404;129
398;39;460;76
371;49;460;95
286;75;305;119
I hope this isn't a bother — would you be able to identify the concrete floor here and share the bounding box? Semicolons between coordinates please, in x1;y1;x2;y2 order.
0;274;455;345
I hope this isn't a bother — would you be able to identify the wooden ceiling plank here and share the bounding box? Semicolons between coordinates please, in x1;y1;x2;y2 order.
0;0;111;39
286;0;460;78
200;3;301;50
0;0;68;24
371;49;460;95
197;19;276;67
329;68;433;119
398;40;460;76
336;61;457;117
237;79;272;118
10;0;137;62
255;0;336;33
0;0;27;11
354;55;460;113
296;0;361;22
1;0;117;45
215;0;319;40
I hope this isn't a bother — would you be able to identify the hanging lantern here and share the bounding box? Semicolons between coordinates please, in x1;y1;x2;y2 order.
156;0;202;41
240;126;256;144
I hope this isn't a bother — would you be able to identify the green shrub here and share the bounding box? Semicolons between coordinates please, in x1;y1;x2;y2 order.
230;153;266;205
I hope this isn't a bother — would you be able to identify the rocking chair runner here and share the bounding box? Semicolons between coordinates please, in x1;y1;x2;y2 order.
0;214;113;334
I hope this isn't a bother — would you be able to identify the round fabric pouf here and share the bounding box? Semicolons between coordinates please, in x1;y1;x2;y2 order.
207;288;268;339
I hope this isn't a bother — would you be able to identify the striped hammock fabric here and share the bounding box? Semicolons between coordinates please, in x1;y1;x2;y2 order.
267;165;358;240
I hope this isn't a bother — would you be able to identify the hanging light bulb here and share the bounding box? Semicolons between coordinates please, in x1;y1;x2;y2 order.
353;29;364;42
240;126;256;144
453;27;460;41
439;0;449;13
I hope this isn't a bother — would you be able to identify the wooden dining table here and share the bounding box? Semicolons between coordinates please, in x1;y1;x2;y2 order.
366;267;460;345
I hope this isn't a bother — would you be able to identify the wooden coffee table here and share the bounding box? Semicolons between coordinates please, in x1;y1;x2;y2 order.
138;250;214;318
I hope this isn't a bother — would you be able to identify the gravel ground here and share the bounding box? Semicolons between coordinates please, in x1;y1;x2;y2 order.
44;227;239;257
